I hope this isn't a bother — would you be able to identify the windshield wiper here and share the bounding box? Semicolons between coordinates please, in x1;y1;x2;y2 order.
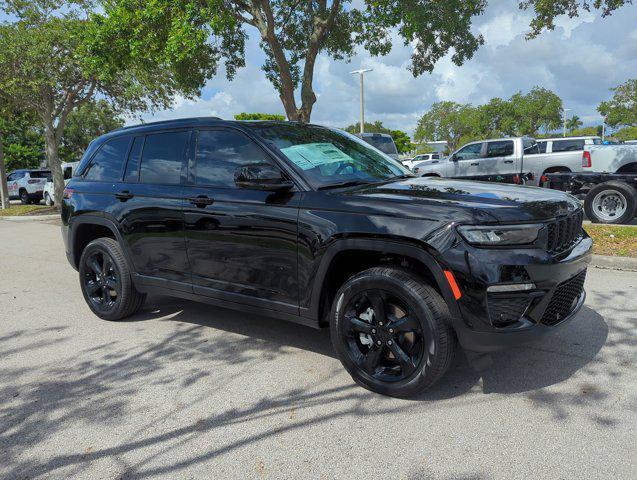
317;180;370;190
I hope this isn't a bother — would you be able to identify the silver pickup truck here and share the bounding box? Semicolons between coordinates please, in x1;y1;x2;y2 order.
414;136;602;186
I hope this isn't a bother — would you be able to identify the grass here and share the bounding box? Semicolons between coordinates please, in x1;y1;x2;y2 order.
584;224;637;257
0;204;57;217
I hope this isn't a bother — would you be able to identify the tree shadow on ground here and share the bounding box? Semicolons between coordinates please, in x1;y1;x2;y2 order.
1;291;628;479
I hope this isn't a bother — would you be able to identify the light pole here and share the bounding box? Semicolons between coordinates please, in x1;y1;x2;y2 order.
602;116;606;141
562;108;571;137
350;68;372;134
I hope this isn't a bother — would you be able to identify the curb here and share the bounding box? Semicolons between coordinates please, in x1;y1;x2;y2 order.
0;214;60;222
590;254;637;271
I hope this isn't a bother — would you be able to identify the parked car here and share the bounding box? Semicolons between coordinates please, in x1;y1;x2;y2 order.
62;118;591;397
43;162;79;206
356;132;400;160
533;136;602;180
6;169;52;204
545;143;637;223
403;153;441;170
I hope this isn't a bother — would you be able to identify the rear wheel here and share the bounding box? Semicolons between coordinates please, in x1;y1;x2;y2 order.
79;237;146;320
585;181;636;224
19;190;29;205
330;267;455;397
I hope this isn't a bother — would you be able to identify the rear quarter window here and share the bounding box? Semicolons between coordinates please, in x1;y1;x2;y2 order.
139;131;190;185
552;139;585;152
84;136;132;182
485;140;514;157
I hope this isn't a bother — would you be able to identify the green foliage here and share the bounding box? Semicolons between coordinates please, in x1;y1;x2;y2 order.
566;115;583;132
414;87;563;151
234;112;286;121
598;79;637;127
343;121;390;135
0;106;44;171
569;125;603;137
59;101;124;163
390;130;414;154
613;125;637;141
520;1;629;38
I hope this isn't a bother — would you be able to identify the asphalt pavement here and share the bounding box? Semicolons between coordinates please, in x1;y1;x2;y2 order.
0;218;635;479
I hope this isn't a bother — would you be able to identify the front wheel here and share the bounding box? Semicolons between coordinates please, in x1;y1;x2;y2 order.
79;237;146;320
20;190;30;205
330;267;455;397
44;192;53;206
584;181;636;224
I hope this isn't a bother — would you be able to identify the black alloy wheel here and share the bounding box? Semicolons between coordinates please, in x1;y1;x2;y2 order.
79;237;146;320
330;267;455;397
83;250;120;313
340;290;425;382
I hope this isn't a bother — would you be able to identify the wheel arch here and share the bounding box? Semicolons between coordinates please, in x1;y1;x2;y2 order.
309;238;462;326
69;215;134;271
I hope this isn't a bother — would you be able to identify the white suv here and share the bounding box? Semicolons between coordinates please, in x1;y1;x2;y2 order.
43;162;79;206
6;169;51;204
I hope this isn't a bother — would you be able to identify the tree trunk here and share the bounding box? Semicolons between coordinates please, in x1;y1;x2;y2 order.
0;129;9;209
44;122;64;211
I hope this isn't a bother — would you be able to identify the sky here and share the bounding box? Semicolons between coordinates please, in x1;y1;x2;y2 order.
139;0;637;136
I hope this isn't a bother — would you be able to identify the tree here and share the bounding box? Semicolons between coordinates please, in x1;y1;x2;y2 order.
509;87;562;135
0;0;200;207
414;102;477;152
598;79;637;127
234;112;286;121
97;0;488;123
613;125;637;141
59;100;124;164
0;105;44;172
521;1;630;38
566;115;583;132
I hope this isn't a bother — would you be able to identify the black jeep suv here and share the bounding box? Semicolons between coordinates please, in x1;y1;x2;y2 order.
61;118;592;397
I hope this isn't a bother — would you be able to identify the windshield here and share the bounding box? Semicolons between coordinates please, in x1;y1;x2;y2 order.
253;124;412;189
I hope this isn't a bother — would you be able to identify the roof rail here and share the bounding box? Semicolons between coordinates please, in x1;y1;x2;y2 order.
115;116;224;131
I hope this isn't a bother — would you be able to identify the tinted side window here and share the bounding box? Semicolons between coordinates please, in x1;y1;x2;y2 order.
455;143;483;160
552;139;585;152
486;140;514;158
523;139;540;155
124;136;144;182
537;141;547;153
84;137;131;182
63;167;73;180
432;154;440;159
195;129;275;187
139;131;189;185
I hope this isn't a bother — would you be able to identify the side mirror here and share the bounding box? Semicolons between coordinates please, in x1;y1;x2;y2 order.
234;164;293;191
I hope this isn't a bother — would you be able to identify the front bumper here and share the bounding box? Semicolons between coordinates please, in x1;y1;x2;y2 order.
443;234;592;353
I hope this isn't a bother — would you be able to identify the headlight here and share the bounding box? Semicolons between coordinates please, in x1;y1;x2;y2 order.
457;224;542;246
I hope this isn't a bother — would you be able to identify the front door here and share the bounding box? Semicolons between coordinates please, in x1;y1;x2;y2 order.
449;142;484;179
182;128;300;314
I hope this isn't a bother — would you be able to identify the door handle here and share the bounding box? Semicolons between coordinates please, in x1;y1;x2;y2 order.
189;195;214;207
503;160;514;164
470;162;479;166
115;191;134;201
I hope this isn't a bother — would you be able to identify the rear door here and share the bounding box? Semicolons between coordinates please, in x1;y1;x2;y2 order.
182;127;301;313
113;130;191;288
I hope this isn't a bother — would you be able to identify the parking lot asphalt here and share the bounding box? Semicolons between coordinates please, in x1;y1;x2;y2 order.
0;218;635;480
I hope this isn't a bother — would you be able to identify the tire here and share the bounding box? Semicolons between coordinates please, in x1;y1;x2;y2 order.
79;237;146;321
19;190;29;205
330;267;455;397
44;192;53;206
584;181;636;224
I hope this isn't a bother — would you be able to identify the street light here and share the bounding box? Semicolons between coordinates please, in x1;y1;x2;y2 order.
562;108;571;137
350;68;373;134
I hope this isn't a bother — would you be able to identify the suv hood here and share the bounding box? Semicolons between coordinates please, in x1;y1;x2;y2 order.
346;177;581;223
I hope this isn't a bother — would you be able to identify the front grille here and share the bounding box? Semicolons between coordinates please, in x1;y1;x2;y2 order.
547;210;584;254
488;295;532;327
541;270;587;325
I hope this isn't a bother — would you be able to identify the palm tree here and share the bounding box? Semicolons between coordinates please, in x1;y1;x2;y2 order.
566;115;583;132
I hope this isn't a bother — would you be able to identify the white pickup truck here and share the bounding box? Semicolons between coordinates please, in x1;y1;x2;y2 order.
413;136;604;187
546;144;637;224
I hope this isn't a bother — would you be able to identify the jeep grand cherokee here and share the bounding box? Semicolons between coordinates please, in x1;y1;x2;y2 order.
61;118;592;397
